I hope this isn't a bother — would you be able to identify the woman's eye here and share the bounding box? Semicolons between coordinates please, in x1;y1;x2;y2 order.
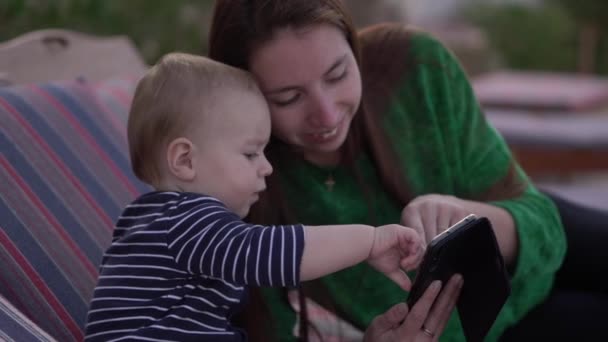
272;93;300;107
327;69;347;83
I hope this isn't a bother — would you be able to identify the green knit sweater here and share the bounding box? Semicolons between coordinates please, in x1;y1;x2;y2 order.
261;28;566;342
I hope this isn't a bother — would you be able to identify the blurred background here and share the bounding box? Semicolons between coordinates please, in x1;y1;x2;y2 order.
2;0;607;209
3;0;608;74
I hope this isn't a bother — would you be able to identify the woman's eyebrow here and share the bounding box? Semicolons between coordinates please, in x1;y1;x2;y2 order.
265;85;299;95
265;54;348;95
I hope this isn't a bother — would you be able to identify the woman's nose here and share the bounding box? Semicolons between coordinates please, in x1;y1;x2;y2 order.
308;91;339;127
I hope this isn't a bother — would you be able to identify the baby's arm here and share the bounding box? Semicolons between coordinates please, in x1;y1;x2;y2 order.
166;199;305;287
301;224;424;290
167;198;421;289
299;224;374;280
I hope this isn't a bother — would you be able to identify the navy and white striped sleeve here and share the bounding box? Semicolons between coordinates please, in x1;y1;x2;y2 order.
165;197;305;287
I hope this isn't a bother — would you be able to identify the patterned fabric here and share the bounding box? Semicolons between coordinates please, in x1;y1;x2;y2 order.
287;290;363;342
0;294;56;342
0;77;149;341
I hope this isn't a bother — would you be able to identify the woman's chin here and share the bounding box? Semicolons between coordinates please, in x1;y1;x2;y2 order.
299;138;347;166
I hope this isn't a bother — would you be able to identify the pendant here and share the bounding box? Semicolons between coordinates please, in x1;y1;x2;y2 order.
324;174;335;191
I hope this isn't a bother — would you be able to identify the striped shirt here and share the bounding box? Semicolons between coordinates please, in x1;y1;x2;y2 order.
85;191;305;341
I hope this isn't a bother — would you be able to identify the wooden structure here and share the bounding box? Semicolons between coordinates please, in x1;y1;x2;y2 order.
0;29;147;86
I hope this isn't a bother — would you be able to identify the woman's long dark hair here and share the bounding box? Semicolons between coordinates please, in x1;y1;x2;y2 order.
209;1;525;340
209;0;414;227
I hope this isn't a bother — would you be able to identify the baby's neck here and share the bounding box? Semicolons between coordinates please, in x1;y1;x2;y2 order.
154;178;187;193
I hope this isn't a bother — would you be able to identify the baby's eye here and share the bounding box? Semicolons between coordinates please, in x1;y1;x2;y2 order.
244;153;259;160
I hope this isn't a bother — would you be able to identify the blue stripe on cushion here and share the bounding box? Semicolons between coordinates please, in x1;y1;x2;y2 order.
0;295;56;342
0;90;122;217
0;131;106;265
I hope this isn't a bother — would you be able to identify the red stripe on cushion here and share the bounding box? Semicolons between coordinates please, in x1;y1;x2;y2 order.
105;85;132;107
0;156;98;278
0;229;83;341
86;83;130;146
30;85;139;198
0;98;114;232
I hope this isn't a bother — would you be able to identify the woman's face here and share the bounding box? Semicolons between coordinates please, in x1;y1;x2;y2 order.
249;24;362;166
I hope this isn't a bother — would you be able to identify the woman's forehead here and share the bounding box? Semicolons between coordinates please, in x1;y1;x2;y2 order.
249;24;351;88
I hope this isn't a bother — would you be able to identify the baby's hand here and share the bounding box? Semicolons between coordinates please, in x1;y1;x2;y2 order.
367;224;424;291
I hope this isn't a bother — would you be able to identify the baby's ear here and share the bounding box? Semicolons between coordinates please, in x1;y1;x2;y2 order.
166;137;195;181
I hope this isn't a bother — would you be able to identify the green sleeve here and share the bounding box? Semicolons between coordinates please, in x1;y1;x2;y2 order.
407;33;566;339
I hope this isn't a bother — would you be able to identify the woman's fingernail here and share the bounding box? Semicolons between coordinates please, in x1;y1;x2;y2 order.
431;280;442;290
456;274;464;287
397;302;408;315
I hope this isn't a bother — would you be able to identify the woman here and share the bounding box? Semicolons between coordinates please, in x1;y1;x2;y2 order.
209;1;566;340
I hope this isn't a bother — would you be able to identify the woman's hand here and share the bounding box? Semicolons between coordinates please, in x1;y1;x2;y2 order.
363;274;464;342
401;194;518;264
401;194;471;246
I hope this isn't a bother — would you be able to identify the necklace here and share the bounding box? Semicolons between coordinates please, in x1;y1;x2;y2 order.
324;172;336;191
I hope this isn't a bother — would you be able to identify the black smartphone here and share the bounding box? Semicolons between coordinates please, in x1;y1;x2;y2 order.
406;214;511;342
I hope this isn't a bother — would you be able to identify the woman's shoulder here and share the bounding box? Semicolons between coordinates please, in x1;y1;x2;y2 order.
358;23;462;116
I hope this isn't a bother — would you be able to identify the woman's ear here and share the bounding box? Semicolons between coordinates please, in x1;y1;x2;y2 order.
166;137;196;181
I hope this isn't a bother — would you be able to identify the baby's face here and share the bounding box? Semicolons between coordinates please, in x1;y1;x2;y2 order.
188;90;273;217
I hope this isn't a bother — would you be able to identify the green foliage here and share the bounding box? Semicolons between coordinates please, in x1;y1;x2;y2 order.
465;2;579;72
549;0;608;74
0;0;215;64
465;1;608;74
550;0;608;25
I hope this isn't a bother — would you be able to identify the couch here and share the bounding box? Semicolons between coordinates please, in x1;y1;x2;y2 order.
0;76;149;341
0;28;150;341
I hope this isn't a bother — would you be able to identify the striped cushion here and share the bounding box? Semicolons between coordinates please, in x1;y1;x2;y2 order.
0;78;149;341
0;294;56;342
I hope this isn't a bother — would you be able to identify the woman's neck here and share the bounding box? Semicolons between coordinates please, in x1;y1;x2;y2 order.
303;149;342;168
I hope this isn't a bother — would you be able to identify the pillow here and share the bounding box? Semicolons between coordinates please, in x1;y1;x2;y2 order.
0;78;149;341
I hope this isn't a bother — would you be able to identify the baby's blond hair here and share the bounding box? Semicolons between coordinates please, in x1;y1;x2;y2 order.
127;52;260;186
